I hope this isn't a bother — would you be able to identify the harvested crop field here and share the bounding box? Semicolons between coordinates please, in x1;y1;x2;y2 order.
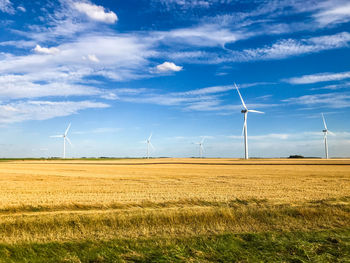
0;158;349;262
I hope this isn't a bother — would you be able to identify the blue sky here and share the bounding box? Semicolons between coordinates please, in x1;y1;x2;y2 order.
0;0;350;158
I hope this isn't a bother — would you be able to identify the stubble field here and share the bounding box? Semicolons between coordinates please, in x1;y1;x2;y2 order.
0;158;349;262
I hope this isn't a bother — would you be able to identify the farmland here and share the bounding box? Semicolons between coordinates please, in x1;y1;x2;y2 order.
0;158;349;262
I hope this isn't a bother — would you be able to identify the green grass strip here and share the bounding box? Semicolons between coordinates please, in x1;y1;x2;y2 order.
0;228;349;262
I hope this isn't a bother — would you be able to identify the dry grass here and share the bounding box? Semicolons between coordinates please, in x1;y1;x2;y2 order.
0;158;349;208
0;158;349;244
1;201;350;243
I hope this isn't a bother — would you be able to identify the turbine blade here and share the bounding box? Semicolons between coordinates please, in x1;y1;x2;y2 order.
248;110;264;114
201;137;205;144
50;135;63;138
149;142;155;150
65;123;71;136
328;130;335;136
148;133;153;141
66;137;73;147
234;83;247;110
322;113;328;130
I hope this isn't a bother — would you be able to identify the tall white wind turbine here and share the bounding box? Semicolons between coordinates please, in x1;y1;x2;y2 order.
234;83;264;160
146;133;154;159
195;137;205;158
322;113;330;159
50;123;72;159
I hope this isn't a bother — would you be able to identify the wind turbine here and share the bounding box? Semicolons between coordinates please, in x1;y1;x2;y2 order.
195;137;205;158
234;83;264;160
50;123;72;159
146;133;154;159
322;113;330;159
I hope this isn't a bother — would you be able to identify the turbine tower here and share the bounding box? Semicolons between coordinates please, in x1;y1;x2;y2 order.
51;123;72;159
234;83;264;160
322;113;329;159
146;133;154;159
196;137;205;158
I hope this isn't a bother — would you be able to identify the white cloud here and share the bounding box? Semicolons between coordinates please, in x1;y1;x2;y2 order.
0;0;14;14
283;92;350;109
161;31;350;64
87;54;99;62
176;85;232;95
34;44;60;54
0;75;101;99
156;61;183;73
151;0;350;50
74;2;118;24
311;82;350;91
314;2;350;26
17;5;25;12
0;100;109;124
0;34;156;102
167;51;206;60
157;0;211;9
162;24;242;47
286;71;350;84
0;40;36;48
228;32;350;62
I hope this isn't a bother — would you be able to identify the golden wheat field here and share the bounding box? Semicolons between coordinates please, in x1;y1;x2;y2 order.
0;158;349;244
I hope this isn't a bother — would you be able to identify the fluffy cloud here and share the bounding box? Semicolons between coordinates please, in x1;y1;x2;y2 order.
156;62;183;73
74;2;118;24
34;45;60;54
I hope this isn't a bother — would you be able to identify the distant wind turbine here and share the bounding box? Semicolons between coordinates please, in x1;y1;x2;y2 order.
234;83;264;160
50;123;72;159
322;113;331;159
195;137;205;158
145;133;154;159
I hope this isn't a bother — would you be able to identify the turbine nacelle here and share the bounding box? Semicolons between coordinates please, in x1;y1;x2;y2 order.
241;109;248;113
